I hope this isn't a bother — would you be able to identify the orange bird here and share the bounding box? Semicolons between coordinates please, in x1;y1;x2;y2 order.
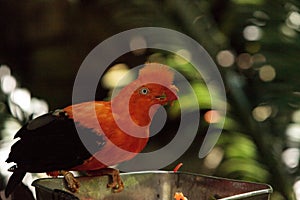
5;63;178;197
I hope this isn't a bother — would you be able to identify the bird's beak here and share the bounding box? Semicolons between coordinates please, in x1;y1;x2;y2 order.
154;85;178;106
164;85;178;104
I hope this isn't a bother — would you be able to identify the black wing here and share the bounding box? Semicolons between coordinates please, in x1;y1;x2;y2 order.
6;109;106;173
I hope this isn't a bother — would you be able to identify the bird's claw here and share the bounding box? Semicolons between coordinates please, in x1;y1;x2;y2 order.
107;169;124;193
87;168;124;193
59;168;124;193
60;171;80;192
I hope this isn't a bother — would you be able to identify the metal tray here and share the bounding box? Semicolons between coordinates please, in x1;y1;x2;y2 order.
32;171;272;200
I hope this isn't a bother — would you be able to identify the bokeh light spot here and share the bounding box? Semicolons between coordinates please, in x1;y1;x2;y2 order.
174;49;191;65
1;75;17;94
245;42;261;53
292;110;300;123
252;105;272;122
282;148;299;170
243;25;262;41
294;179;300;200
280;24;297;38
102;64;131;89
216;50;235;67
204;110;221;124
286;123;300;143
10;88;31;112
287;11;300;29
129;35;147;55
236;53;253;69
253;10;270;21
0;65;11;78
30;98;49;119
259;65;276;82
204;147;224;169
252;53;266;64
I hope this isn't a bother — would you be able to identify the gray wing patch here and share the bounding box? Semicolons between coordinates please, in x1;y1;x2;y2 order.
26;109;67;130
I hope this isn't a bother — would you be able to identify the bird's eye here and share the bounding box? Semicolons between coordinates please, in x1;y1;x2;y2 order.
139;87;149;95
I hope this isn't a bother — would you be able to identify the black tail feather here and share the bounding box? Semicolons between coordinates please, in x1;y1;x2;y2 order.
5;171;26;198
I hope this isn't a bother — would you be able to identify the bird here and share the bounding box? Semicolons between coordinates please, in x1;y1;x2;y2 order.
4;63;178;198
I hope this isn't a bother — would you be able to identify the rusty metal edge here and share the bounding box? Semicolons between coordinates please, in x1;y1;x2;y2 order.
122;170;273;199
122;170;273;187
32;170;273;199
218;189;273;200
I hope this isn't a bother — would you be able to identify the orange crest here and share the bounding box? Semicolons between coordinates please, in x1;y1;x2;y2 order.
138;63;175;86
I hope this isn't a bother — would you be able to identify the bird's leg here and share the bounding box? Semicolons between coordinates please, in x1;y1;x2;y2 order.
59;170;80;192
86;168;124;193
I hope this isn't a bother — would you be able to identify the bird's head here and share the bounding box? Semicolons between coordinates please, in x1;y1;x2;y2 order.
112;63;178;126
132;83;178;106
129;63;178;107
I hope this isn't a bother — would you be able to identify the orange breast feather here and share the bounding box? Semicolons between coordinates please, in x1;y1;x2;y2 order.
63;101;149;170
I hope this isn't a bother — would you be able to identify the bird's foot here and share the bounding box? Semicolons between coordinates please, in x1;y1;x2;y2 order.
107;169;124;193
59;170;80;192
87;168;124;193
